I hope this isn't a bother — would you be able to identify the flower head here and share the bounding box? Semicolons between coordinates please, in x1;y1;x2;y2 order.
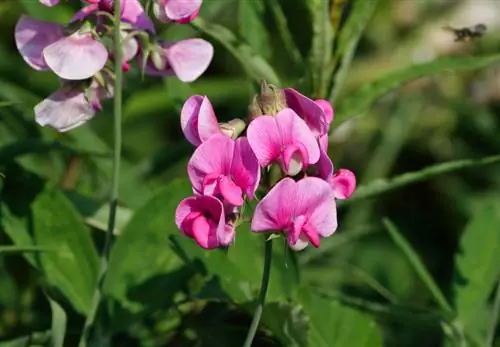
176;195;235;249
188;134;260;206
251;177;337;250
154;0;202;24
247;108;320;176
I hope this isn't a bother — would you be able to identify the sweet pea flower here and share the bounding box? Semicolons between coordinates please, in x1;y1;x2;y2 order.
39;0;59;7
181;95;221;146
143;39;213;83
176;195;235;249
187;134;260;206
284;88;329;137
34;78;113;132
154;0;202;24
246;108;320;176
314;99;334;128
251;177;337;250
15;15;108;80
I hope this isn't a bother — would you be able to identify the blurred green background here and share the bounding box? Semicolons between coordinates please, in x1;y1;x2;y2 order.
1;0;500;346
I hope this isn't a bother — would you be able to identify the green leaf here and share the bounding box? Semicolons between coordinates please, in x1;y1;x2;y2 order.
383;219;453;314
329;0;380;101
307;0;334;97
0;245;53;254
47;295;67;347
334;54;500;125
299;288;383;347
453;203;500;330
239;0;271;59
346;154;500;204
261;301;309;347
0;332;51;347
1;167;99;315
191;17;280;85
19;0;73;22
103;179;193;329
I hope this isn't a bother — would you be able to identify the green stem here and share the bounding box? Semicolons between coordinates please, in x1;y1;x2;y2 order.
486;279;500;347
242;238;273;347
77;0;123;345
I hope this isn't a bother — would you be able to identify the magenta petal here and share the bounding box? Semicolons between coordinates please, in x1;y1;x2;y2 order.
197;97;221;142
187;134;234;194
34;86;95;132
39;0;59;6
316;148;334;180
295;177;337;238
231;137;260;198
251;178;297;232
246;115;282;167
329;169;357;200
315;99;334;127
164;39;214;82
43;32;108;80
180;95;203;146
15;15;64;70
219;177;243;206
163;0;202;21
275;109;320;165
121;0;155;32
284;88;328;136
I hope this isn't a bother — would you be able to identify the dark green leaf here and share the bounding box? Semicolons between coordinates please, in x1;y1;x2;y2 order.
239;0;271;59
261;301;309;347
334;54;500;125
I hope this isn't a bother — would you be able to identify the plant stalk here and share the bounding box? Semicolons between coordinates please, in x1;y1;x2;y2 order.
486;279;500;347
242;238;273;347
77;0;123;345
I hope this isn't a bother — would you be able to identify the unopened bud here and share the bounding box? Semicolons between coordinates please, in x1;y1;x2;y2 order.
150;50;167;71
249;80;287;118
219;119;246;139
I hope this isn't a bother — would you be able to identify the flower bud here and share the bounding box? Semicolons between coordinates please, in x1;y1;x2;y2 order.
219;119;246;139
150;49;167;71
249;80;287;118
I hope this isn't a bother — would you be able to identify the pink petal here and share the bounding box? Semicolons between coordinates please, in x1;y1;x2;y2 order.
284;88;328;136
314;99;334;127
34;86;95;132
319;134;328;152
329;169;356;200
39;0;59;6
275;108;320;165
164;39;214;82
180;95;203;146
231;137;261;198
220;224;235;246
43;31;108;80
72;3;99;22
15;15;64;70
121;0;155;32
197;97;221;142
246;115;282;167
219;176;244;206
191;216;219;249
316;148;334;180
295;177;337;238
281;143;308;176
163;0;202;21
121;31;139;62
187;134;234;194
251;178;297;232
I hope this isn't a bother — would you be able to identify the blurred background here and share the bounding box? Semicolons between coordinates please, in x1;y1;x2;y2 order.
1;0;500;346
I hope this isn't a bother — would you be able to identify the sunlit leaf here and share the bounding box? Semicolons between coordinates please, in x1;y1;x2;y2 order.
47;294;67;347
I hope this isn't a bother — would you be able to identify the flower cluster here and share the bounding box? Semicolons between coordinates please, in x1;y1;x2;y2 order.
15;0;213;132
176;83;357;250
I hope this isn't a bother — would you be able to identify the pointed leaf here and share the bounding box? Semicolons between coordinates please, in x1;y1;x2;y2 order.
239;0;271;59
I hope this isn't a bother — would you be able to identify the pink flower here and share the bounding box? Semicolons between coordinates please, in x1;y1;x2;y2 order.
246;108;320;176
284;88;329;137
15;16;108;80
314;99;334;128
251;177;337;250
39;0;59;6
143;39;213;83
187;134;260;206
181;95;221;146
176;195;235;249
34;79;113;132
154;0;202;24
74;0;155;32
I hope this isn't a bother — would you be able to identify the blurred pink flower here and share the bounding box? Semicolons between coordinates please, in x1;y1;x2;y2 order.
284;88;329;137
246;108;320;176
39;0;59;6
142;39;213;82
154;0;202;24
251;177;337;250
187;134;260;206
181;95;221;146
176;195;235;249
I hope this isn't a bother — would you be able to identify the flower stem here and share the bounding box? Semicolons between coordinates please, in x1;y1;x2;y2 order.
486;279;500;347
242;238;273;347
77;0;123;345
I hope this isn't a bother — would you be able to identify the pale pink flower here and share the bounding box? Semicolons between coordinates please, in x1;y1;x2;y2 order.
187;134;260;206
143;39;214;83
39;0;59;6
154;0;202;24
284;88;329;137
180;95;221;146
246;108;320;176
176;195;235;249
251;177;337;250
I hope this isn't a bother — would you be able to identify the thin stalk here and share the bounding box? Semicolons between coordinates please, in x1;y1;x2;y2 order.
242;238;273;347
77;0;123;345
486;279;500;347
